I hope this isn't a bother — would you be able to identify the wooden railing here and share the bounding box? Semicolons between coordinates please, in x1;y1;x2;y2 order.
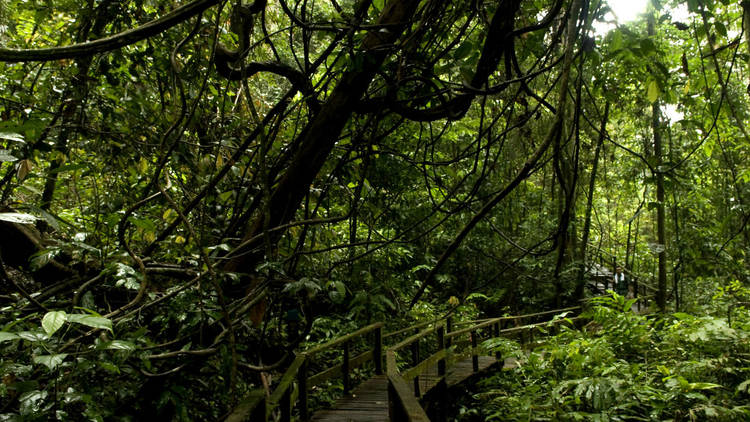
385;306;582;422
228;306;584;422
227;322;383;422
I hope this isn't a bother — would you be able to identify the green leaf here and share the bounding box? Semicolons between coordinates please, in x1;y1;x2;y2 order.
687;381;721;391
453;40;474;60
714;22;727;38
0;132;25;143
41;311;67;336
0;331;19;342
640;38;656;54
105;340;136;350
466;292;489;301
33;354;68;371
98;361;120;374
0;149;18;162
647;80;660;103
0;212;37;224
16;331;49;342
66;314;113;332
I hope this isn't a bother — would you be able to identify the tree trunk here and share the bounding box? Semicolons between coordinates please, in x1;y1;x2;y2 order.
574;101;609;300
224;0;422;275
648;15;667;312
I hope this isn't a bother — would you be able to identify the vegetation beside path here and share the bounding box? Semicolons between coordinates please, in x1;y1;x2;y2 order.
451;293;750;421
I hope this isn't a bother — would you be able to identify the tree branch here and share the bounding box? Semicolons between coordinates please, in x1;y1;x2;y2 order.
0;0;220;62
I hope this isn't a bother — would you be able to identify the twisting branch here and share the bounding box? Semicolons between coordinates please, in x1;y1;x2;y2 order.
409;0;585;307
0;0;221;62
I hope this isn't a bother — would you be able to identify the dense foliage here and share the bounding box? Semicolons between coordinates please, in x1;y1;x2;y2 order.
0;0;749;419
455;293;750;421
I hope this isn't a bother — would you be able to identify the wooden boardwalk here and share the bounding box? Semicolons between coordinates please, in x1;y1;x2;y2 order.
225;307;584;422
310;355;499;421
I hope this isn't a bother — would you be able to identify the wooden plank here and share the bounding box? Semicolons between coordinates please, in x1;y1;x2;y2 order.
310;375;389;422
307;310;584;422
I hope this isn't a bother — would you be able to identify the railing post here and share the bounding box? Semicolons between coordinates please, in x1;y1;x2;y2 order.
412;332;420;397
343;340;350;395
388;379;401;422
437;326;446;377
517;317;526;344
528;326;535;345
436;326;447;422
446;317;453;348
254;394;268;422
280;387;291;422
471;330;479;372
298;356;308;421
493;321;501;361
374;325;383;375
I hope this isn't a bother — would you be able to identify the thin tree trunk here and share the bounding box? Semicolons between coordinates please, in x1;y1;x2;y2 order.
648;15;667;312
575;101;609;300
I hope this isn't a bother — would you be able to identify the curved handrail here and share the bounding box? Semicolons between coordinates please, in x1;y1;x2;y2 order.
229;307;585;421
385;306;582;421
228;322;384;421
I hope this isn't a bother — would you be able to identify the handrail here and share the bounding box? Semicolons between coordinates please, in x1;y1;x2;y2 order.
386;351;430;421
305;322;383;356
229;322;384;421
588;246;658;293
383;314;449;339
229;307;584;421
390;325;441;352
447;306;579;339
385;306;582;421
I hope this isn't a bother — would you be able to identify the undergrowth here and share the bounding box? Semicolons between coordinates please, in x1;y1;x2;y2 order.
454;293;750;421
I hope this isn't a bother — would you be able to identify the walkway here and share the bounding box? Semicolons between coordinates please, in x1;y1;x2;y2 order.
310;356;498;421
226;306;585;422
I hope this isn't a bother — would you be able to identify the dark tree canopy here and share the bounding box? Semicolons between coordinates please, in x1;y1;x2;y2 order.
1;0;750;419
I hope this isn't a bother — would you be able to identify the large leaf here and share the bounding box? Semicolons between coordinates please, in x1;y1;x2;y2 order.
0;132;25;143
0;149;17;162
41;311;67;336
66;314;113;332
16;331;49;342
33;354;68;371
0;331;19;342
105;340;136;351
0;212;37;224
647;80;660;103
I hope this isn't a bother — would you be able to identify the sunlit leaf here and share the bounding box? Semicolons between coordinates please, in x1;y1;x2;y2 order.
0;331;19;342
0;212;37;224
16;331;49;342
0;132;25;143
66;314;113;332
647;80;660;103
0;149;17;162
41;311;67;336
33;354;68;371
105;340;136;350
